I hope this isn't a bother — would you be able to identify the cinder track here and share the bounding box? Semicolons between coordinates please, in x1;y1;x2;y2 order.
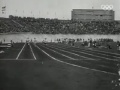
0;43;120;90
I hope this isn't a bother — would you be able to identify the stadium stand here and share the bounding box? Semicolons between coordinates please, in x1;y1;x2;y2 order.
0;15;120;34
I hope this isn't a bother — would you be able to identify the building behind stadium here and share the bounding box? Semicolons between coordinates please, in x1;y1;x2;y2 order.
71;9;115;21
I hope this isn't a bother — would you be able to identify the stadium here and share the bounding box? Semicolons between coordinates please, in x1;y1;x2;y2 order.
0;0;120;90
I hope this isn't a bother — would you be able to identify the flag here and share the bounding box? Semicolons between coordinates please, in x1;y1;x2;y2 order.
2;6;6;9
2;6;6;14
2;6;6;11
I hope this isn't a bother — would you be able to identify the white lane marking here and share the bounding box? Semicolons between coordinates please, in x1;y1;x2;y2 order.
35;44;117;76
41;44;115;68
48;44;119;61
80;49;120;59
53;43;120;58
42;44;118;68
41;45;77;60
69;49;118;61
58;43;120;59
71;45;120;56
29;44;36;60
88;48;120;55
71;45;120;59
16;43;26;60
43;44;96;60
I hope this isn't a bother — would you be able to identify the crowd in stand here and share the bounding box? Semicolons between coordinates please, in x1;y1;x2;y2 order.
0;18;25;33
0;15;120;34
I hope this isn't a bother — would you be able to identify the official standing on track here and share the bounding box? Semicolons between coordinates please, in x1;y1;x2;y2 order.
117;42;120;50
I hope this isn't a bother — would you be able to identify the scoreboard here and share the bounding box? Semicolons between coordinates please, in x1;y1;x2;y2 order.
72;9;114;21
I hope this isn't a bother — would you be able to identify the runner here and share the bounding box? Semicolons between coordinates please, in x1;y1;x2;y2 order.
117;42;120;50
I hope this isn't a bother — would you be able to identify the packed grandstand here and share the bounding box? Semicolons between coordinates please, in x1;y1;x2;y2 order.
0;15;120;34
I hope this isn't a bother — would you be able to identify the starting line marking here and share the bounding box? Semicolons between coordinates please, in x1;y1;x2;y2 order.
18;59;35;60
35;44;117;76
0;59;35;60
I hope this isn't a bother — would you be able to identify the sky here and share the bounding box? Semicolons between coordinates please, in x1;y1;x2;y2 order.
0;0;120;20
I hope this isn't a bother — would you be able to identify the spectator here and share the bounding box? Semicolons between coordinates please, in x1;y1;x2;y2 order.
0;15;120;34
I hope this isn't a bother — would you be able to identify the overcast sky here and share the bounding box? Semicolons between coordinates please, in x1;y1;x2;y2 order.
0;0;120;20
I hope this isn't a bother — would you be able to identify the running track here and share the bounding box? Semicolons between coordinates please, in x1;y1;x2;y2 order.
0;42;120;75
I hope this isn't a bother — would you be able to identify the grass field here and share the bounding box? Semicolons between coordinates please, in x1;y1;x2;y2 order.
0;42;120;90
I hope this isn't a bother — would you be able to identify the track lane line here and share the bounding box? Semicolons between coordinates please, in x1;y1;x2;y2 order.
47;44;119;61
57;43;120;59
40;44;117;68
42;44;119;68
35;44;117;76
29;43;36;60
41;44;96;60
52;43;120;58
40;44;78;60
71;45;120;56
88;48;120;55
80;49;120;59
16;43;26;60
